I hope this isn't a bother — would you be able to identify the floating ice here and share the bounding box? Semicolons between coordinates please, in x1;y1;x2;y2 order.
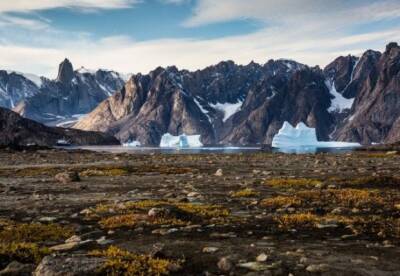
272;122;360;148
160;133;203;148
123;140;141;147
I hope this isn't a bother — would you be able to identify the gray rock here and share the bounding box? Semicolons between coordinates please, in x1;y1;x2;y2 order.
34;255;105;276
217;257;233;272
215;169;223;177
55;172;80;184
306;264;330;273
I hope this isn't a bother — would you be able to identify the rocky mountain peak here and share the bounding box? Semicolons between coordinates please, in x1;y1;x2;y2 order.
385;42;399;53
57;58;74;84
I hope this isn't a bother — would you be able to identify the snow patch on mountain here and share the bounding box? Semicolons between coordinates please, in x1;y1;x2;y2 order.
325;80;354;112
7;71;42;87
210;101;243;122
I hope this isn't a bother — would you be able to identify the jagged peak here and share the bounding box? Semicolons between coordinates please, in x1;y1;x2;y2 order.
57;58;74;84
386;42;399;53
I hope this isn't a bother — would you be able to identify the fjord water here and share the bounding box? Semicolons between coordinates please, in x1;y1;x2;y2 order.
69;146;357;154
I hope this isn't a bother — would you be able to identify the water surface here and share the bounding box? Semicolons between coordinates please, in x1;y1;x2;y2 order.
68;146;357;154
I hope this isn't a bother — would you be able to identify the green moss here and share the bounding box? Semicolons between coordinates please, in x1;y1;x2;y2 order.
0;223;73;243
231;188;260;198
80;167;131;177
0;242;51;265
266;178;322;188
275;213;318;229
90;246;180;276
330;176;400;188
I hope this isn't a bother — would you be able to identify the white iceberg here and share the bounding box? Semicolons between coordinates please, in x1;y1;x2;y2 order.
272;122;360;148
160;133;203;148
123;140;141;147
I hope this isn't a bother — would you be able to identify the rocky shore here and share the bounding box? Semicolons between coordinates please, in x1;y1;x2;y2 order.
0;148;399;275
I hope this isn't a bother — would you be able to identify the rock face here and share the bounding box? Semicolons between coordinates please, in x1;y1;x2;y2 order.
0;107;119;147
75;60;335;146
9;59;126;126
332;43;400;144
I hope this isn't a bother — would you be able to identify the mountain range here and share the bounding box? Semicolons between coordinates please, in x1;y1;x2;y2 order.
1;59;127;127
1;42;399;147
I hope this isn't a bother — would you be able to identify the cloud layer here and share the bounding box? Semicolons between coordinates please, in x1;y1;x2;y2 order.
0;0;138;13
0;0;399;78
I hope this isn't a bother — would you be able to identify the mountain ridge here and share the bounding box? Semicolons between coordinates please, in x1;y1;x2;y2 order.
2;43;399;147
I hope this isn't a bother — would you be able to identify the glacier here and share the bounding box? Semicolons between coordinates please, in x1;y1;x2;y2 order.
160;133;203;148
272;122;360;148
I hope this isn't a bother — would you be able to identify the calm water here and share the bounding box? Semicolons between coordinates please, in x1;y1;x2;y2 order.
68;146;357;154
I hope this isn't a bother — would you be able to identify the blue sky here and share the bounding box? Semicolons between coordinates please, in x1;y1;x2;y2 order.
0;0;399;77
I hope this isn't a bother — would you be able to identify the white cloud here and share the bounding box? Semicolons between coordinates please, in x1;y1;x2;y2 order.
0;14;49;30
184;0;400;27
0;0;399;78
0;0;139;13
1;25;399;78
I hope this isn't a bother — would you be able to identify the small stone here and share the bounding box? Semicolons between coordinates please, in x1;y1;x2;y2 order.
237;262;269;271
187;192;200;198
65;235;81;243
49;240;96;252
316;222;338;229
151;228;179;235
97;236;113;245
256;253;268;262
314;183;324;189
80;208;92;215
217;257;233;271
331;207;350;215
55;171;80;184
215;169;223;177
306;264;330;273
38;216;57;223
203;247;219;253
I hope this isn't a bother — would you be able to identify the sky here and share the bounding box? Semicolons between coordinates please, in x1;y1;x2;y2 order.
0;0;400;78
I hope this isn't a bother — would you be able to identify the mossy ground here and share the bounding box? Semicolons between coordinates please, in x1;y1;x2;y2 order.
90;246;180;276
0;149;399;275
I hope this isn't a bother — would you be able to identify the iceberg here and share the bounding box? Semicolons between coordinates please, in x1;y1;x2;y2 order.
272;122;360;148
160;133;203;148
123;140;141;147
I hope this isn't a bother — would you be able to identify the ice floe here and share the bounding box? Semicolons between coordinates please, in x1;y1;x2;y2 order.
272;122;360;148
160;133;203;148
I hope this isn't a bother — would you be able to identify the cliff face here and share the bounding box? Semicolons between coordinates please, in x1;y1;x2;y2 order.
0;107;119;147
332;43;400;144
